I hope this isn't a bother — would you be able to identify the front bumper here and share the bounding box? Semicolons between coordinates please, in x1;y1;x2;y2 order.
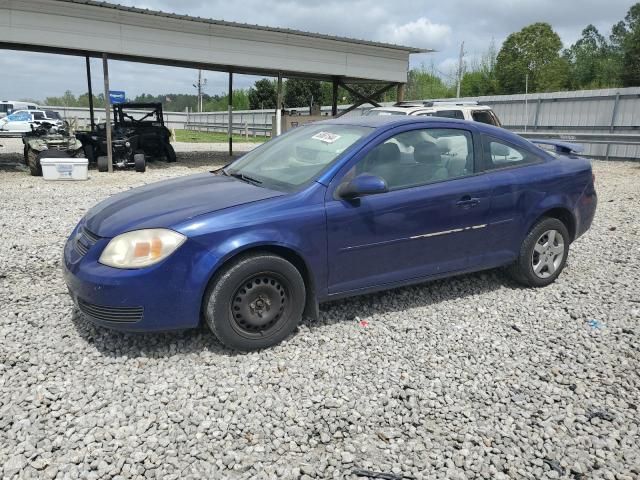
63;223;219;332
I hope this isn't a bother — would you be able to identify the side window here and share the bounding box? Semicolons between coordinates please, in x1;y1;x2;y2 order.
346;128;475;191
8;112;30;122
472;110;500;126
483;136;542;170
33;112;45;120
432;110;464;120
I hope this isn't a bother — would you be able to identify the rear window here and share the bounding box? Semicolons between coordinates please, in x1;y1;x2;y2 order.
0;104;12;113
432;110;465;120
472;110;501;127
46;111;62;120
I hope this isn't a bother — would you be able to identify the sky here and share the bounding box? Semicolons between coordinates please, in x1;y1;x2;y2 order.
0;0;635;102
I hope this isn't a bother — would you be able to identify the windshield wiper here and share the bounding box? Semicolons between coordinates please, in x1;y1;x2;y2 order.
228;172;262;185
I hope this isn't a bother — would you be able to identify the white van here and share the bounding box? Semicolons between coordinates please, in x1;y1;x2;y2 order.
0;100;39;119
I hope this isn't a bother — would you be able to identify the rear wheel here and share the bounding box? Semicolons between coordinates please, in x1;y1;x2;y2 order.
134;153;146;172
509;217;570;287
97;156;108;172
164;142;177;162
27;149;42;176
204;253;306;351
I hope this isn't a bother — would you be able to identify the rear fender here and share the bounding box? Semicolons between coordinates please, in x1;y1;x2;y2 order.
523;194;577;240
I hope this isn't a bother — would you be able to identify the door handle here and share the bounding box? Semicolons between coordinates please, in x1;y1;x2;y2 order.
456;196;480;208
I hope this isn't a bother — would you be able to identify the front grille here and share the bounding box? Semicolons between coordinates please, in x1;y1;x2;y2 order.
78;298;144;323
75;227;100;256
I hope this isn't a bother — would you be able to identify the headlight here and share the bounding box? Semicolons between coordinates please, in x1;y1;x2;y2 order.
125;141;131;147
99;229;186;269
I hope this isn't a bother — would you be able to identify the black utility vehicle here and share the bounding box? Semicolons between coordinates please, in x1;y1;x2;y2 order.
76;102;176;173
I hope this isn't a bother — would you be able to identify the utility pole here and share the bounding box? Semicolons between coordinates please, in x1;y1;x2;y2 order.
524;73;529;132
456;41;465;98
193;70;207;112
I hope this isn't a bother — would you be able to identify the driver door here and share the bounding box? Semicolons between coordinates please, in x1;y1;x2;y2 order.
325;126;492;295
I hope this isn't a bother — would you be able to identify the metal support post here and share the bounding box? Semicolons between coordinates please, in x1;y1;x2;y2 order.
228;72;233;156
101;53;113;173
85;56;95;130
331;77;339;117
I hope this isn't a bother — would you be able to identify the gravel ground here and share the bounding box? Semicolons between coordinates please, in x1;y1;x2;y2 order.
1;141;639;480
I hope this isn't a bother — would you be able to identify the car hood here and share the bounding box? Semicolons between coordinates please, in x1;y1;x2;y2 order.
84;173;284;238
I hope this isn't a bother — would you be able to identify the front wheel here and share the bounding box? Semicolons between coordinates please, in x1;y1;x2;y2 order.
509;217;570;287
204;253;306;351
27;149;42;176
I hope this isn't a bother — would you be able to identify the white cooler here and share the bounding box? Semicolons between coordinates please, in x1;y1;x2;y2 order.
40;156;89;181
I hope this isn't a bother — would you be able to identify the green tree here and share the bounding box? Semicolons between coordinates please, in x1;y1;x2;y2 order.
248;79;277;110
564;25;622;88
460;41;499;96
405;63;455;100
496;23;569;93
283;79;324;109
610;3;640;87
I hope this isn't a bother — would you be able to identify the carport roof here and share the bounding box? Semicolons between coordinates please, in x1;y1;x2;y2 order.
58;0;430;54
0;0;429;83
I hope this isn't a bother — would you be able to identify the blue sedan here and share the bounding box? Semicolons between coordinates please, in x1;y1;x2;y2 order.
63;116;597;350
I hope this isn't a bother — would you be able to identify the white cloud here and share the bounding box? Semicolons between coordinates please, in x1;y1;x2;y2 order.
378;17;452;50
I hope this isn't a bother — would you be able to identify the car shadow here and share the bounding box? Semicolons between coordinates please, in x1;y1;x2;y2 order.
0;154;26;172
71;268;517;359
312;268;516;328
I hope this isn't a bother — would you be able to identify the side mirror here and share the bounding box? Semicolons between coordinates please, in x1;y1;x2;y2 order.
337;173;388;199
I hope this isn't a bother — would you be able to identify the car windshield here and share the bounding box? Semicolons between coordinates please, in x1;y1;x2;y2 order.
364;109;407;116
225;124;372;191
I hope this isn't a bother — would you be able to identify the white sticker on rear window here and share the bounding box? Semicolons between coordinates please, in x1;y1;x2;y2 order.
311;131;341;144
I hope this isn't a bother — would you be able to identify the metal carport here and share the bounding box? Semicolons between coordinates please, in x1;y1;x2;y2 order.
0;0;428;169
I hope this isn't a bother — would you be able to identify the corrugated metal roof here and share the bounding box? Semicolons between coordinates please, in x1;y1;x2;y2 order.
54;0;430;54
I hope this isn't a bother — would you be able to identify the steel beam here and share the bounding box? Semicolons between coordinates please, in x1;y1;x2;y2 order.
85;56;95;130
331;77;339;117
336;82;396;117
101;53;113;173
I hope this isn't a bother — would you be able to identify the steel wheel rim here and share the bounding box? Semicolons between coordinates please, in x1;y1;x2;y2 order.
230;272;289;338
531;229;565;279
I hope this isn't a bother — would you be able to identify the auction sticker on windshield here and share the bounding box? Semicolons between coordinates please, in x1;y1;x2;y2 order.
311;131;341;144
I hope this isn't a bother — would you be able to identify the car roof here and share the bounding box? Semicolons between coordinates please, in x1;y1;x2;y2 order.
12;109;46;114
315;115;533;149
369;104;493;114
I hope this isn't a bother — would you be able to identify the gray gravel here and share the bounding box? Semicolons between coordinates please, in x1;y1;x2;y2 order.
1;143;639;479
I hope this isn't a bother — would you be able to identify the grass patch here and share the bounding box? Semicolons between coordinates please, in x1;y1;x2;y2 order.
174;129;266;144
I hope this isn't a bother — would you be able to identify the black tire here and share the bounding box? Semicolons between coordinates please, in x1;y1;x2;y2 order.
23;145;29;165
134;153;146;172
204;253;306;351
27;149;42;176
509;217;570;287
164;143;177;162
83;145;95;163
97;156;108;172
